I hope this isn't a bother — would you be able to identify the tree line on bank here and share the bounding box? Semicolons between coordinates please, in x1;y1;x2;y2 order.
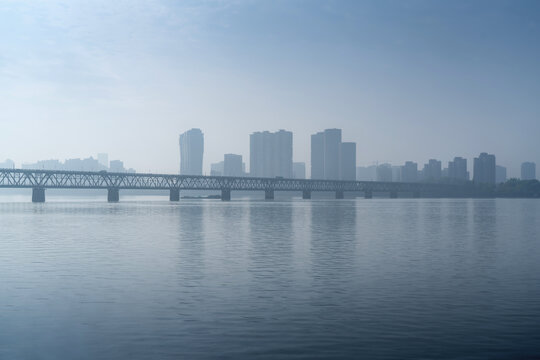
440;179;540;198
495;179;540;198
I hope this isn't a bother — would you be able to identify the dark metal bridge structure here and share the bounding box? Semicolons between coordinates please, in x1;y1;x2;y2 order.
0;168;464;202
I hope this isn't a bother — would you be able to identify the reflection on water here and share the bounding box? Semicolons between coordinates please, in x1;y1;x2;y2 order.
0;198;539;359
310;200;357;299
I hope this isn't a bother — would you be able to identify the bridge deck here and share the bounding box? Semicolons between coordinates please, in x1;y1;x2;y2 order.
0;168;456;193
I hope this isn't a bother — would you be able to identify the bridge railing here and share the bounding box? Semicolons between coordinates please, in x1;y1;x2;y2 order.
0;168;463;202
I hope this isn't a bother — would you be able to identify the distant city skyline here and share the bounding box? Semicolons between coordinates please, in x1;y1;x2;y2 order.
0;128;534;179
1;127;538;183
0;154;135;173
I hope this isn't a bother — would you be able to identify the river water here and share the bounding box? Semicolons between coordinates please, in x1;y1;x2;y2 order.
1;197;539;359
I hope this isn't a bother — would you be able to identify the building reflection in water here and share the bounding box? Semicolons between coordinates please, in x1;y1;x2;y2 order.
309;199;357;303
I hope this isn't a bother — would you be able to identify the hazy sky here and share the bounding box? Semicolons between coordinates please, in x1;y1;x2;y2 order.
1;0;539;177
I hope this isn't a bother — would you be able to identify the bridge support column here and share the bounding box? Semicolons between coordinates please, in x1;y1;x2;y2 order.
364;190;373;199
335;190;344;199
302;190;311;199
32;188;45;203
413;191;421;198
265;189;274;200
169;188;180;201
390;190;398;199
108;188;119;203
221;189;231;201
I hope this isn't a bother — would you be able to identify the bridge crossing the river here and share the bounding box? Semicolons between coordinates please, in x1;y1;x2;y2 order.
0;168;466;202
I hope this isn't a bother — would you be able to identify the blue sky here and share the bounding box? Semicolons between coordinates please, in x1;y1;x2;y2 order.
1;0;539;176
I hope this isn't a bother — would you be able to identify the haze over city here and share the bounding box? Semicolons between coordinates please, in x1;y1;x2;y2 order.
3;2;540;360
1;0;539;177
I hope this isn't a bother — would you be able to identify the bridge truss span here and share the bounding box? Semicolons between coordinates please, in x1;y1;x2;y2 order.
0;168;462;202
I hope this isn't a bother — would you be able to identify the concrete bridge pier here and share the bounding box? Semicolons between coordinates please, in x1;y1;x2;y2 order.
169;188;180;201
364;190;373;199
335;190;344;199
221;189;231;201
32;188;45;203
302;190;311;199
108;188;120;202
390;190;398;199
265;189;274;200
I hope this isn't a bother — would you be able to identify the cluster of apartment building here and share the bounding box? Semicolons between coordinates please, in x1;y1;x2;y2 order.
310;129;356;180
181;129;306;179
178;128;537;184
357;154;537;184
358;157;469;183
179;128;356;181
0;154;135;173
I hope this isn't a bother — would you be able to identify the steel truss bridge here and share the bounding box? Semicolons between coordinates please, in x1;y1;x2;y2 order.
0;168;465;202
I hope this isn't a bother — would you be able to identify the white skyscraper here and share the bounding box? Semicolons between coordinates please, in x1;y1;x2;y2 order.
250;130;292;178
323;129;341;180
224;154;243;177
179;129;204;175
97;153;109;169
339;142;356;180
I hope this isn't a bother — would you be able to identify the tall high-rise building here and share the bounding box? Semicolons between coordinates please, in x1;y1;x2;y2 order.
340;142;356;180
65;157;102;172
250;130;293;178
0;159;15;169
109;160;125;173
521;162;536;180
422;159;442;181
250;131;270;178
97;153;109;168
293;162;306;179
356;165;377;181
401;161;418;182
473;152;496;185
179;129;204;175
448;157;468;181
376;163;393;182
391;166;401;182
311;129;355;180
310;132;324;179
210;161;224;176
274;130;293;178
323;129;342;180
224;154;243;177
496;165;507;184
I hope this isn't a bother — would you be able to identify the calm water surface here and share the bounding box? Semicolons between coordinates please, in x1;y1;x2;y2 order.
1;197;539;359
